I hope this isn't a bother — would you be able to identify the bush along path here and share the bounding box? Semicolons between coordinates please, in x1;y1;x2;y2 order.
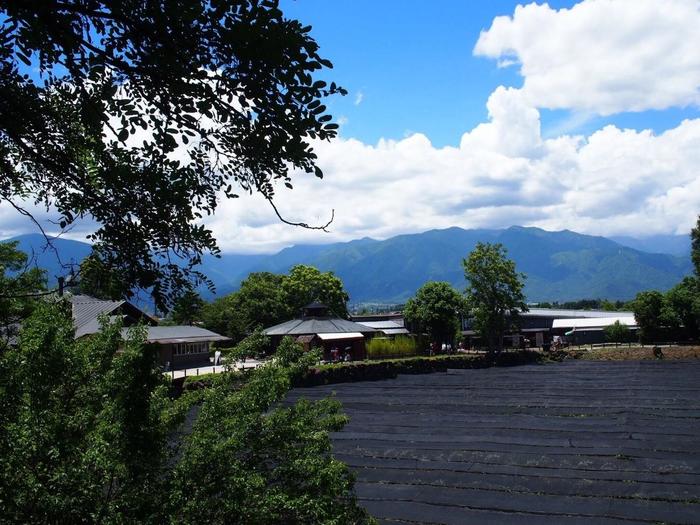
295;351;544;388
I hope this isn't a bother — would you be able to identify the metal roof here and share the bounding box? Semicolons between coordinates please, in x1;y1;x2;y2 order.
522;308;634;319
71;294;126;337
360;320;405;330
381;328;410;335
121;325;230;344
317;332;364;341
552;316;637;329
264;317;377;336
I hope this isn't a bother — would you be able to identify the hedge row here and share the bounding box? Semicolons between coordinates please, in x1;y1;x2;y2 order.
182;370;246;392
294;351;542;387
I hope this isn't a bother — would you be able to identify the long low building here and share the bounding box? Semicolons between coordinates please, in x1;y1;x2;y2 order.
461;308;638;347
551;315;638;344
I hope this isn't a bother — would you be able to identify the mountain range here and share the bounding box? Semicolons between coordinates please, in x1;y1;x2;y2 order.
4;227;693;304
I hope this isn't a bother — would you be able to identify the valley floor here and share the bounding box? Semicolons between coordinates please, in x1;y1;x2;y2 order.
290;360;700;524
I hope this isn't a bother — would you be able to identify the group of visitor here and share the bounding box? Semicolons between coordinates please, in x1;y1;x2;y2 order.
329;346;353;363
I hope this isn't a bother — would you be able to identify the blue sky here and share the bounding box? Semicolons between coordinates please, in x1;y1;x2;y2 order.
280;0;699;147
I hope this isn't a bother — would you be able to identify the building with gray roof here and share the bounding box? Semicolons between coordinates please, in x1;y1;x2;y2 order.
71;294;228;369
264;303;377;361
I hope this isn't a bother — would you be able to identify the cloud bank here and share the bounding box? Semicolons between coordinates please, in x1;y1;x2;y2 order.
474;0;700;115
2;0;699;255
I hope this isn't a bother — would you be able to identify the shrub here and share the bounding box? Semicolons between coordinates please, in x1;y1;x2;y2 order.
296;351;542;387
366;336;418;359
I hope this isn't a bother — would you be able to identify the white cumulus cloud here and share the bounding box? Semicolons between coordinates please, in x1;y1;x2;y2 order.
474;0;700;115
205;90;700;252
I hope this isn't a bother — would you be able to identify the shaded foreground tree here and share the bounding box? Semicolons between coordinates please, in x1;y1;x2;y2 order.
403;281;466;345
0;241;46;344
0;302;372;523
633;280;700;342
170;290;205;326
0;302;173;522
0;0;345;309
463;242;527;352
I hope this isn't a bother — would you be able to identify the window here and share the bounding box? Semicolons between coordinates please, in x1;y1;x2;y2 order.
174;342;209;355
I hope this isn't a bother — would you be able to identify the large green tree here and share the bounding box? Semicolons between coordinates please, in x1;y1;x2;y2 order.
170;290;205;326
202;265;349;342
691;215;700;277
605;320;630;345
403;281;466;345
463;242;528;352
632;290;675;342
0;303;372;523
665;277;700;339
282;264;349;318
1;1;344;309
0;241;46;344
0;302;174;522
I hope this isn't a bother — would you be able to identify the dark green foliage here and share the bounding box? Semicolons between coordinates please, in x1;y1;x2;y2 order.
169;336;373;524
632;290;673;342
170;290;205;325
226;327;273;361
691;215;700;277
463;242;528;352
0;302;175;523
403;281;466;344
77;253;131;301
665;277;700;338
297;351;543;387
201;265;349;342
0;307;371;523
282;264;350;318
605;320;631;344
0;241;46;344
1;1;344;310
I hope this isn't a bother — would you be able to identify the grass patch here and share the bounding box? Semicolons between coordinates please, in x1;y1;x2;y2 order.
367;336;418;359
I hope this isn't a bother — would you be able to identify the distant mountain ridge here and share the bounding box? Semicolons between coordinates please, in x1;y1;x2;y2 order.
4;227;693;303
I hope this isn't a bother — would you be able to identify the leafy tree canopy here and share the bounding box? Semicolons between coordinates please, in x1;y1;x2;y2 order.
692;215;700;277
1;0;344;310
604;320;630;344
403;281;466;344
463;242;527;351
665;276;700;339
282;264;349;318
202;265;349;342
170;290;205;326
0;241;46;344
0;302;372;523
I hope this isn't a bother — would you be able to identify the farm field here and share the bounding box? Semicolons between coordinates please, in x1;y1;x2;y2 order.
289;360;700;524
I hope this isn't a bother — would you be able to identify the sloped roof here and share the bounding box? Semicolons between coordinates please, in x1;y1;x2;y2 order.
71;295;127;337
121;325;230;344
71;294;158;338
264;317;376;336
523;308;634;319
552;316;637;330
360;320;405;330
